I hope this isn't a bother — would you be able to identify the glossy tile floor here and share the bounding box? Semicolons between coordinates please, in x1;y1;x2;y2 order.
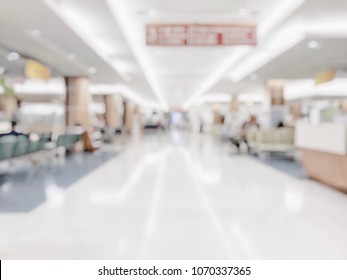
1;131;347;259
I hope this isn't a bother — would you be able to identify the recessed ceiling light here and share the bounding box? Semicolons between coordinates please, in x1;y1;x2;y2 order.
67;53;76;60
307;40;321;49
7;52;20;61
138;8;157;17
29;29;42;37
88;67;97;75
250;73;258;80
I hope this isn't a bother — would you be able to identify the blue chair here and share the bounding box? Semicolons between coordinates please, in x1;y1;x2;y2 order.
0;135;17;160
13;135;29;157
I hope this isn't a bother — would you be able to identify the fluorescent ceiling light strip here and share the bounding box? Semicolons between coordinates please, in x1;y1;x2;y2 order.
195;90;266;105
21;103;64;115
238;91;266;103
12;80;161;109
89;84;161;109
285;79;347;100
284;79;315;100
14;79;66;94
43;0;142;98
305;19;347;37
183;0;305;110
106;0;169;111
196;93;232;105
258;0;305;37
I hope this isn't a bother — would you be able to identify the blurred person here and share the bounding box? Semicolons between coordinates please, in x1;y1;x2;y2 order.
229;115;260;153
241;115;260;149
241;115;260;135
0;121;41;143
244;115;260;153
199;117;204;133
11;99;25;131
227;124;242;152
0;121;28;137
95;114;107;134
277;120;285;128
227;116;243;152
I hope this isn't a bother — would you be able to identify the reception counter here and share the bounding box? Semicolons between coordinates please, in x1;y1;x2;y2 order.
296;121;347;192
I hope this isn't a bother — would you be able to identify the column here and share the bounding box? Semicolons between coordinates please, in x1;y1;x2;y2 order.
124;101;142;135
230;95;239;113
65;77;91;128
341;99;347;113
266;79;287;127
213;104;223;124
290;103;302;121
124;101;135;134
104;94;122;129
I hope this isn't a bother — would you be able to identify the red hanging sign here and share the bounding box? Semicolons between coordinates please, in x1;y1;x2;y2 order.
146;24;257;46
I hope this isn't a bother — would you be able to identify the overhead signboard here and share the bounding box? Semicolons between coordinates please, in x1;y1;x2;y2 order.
25;59;51;81
146;24;257;46
315;70;335;85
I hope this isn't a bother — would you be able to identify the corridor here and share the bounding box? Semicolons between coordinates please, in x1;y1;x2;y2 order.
1;131;347;259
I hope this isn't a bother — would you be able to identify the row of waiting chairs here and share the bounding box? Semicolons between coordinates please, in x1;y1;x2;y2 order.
56;133;83;150
0;133;82;161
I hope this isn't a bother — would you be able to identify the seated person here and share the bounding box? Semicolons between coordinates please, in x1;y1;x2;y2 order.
276;120;285;128
230;115;260;152
0;121;28;137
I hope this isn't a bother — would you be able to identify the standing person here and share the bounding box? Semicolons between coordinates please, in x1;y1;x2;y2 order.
199;117;204;133
11;99;25;132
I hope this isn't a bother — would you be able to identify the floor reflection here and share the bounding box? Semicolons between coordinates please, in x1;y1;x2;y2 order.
0;151;117;213
1;131;347;259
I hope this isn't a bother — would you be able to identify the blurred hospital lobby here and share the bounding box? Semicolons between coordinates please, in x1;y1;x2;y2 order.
1;0;347;259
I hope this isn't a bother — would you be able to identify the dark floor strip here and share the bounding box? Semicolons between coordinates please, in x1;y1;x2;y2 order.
0;150;118;213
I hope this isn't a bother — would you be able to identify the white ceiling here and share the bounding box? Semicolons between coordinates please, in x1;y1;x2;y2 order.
0;0;115;80
252;37;347;80
0;0;157;106
0;0;347;109
106;0;289;109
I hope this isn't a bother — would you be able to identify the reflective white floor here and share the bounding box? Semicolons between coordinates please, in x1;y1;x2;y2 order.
1;131;347;259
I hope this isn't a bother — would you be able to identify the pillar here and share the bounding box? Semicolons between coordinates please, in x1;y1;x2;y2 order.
341;99;347;113
124;101;135;134
290;103;302;121
123;101;142;135
230;95;239;113
65;77;91;128
104;94;122;129
212;104;224;124
266;80;287;127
